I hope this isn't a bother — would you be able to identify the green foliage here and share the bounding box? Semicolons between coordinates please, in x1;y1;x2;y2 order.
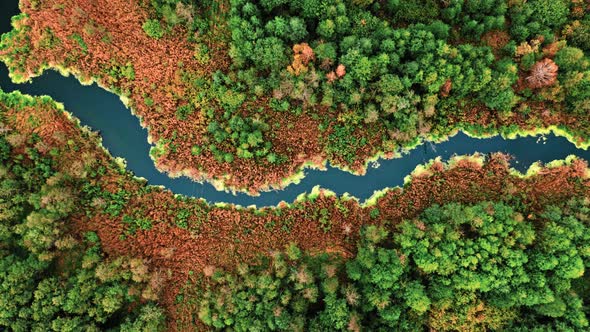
197;200;590;331
122;215;154;235
189;71;280;163
143;19;165;39
352;0;374;8
252;37;288;72
70;33;88;52
149;0;196;27
369;207;379;219
197;245;341;331
568;19;590;52
479;58;520;112
509;0;570;41
555;46;588;72
326;125;366;163
441;0;507;39
175;208;191;229
227;0;504;154
207;115;272;160
317;207;331;232
170;0;588;167
144;96;154;107
101;189;131;217
386;0;440;24
193;42;210;64
3;0;589;171
175;103;194;120
38;28;61;49
120;304;167;332
107;61;136;83
555;47;590;115
0;115;165;331
0;14;34;82
0;235;165;331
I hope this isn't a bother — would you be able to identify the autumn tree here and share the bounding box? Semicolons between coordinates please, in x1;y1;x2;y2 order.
197;200;590;331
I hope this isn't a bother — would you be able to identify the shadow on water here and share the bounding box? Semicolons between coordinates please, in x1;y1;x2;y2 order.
1;2;589;206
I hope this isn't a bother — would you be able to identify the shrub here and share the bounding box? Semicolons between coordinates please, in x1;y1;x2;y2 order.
142;19;164;39
175;104;194;120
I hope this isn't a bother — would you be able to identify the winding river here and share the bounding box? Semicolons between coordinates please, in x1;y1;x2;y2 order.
1;2;589;207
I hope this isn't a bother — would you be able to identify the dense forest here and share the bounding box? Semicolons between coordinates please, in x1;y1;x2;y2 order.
198;202;590;331
0;92;166;331
1;0;589;192
0;90;590;330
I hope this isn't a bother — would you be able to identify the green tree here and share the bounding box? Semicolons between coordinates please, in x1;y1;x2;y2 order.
197;200;590;331
142;19;165;39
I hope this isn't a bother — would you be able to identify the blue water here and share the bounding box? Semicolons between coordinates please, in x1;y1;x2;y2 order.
1;2;589;207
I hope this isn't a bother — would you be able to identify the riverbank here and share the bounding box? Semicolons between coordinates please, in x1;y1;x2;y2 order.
2;0;590;196
2;89;590;330
8;64;590;208
5;52;590;199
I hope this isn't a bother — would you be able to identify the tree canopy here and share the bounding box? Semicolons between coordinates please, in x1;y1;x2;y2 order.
198;200;590;331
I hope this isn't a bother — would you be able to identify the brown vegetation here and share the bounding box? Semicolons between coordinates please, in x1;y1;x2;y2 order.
440;79;452;97
4;95;590;330
2;0;331;194
482;30;510;53
77;153;590;331
2;0;588;198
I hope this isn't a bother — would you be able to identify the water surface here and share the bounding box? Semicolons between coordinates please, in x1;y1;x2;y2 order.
1;2;588;206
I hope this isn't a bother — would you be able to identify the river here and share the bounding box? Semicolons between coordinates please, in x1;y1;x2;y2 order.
1;1;589;207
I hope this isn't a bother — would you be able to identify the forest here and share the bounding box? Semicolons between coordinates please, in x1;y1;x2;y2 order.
1;0;589;192
1;0;590;331
198;202;590;331
0;89;590;330
0;92;166;331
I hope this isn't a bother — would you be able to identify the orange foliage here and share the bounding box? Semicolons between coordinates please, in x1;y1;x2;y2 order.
6;94;590;331
336;64;346;78
326;70;337;83
288;42;315;76
9;93;590;332
482;30;510;51
3;0;334;194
